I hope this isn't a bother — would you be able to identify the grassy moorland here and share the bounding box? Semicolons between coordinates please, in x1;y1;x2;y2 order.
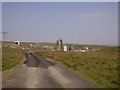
36;46;118;88
2;48;25;71
0;49;1;71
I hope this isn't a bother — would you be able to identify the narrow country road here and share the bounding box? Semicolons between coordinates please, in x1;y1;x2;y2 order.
2;52;98;88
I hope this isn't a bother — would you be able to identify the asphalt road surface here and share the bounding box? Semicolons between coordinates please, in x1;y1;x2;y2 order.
3;52;98;88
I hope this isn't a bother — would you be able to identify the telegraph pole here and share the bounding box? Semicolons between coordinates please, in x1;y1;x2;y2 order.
1;32;8;41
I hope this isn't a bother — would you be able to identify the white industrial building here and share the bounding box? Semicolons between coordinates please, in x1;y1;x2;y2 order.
14;40;20;45
64;45;68;52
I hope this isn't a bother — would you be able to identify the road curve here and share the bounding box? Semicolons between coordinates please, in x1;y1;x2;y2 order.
2;52;98;88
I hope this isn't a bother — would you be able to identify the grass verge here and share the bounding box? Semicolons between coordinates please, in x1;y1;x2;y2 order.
2;48;25;71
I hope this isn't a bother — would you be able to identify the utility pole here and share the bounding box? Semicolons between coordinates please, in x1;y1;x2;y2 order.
1;32;8;41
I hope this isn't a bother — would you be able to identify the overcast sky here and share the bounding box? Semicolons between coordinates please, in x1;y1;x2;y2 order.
2;2;118;46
